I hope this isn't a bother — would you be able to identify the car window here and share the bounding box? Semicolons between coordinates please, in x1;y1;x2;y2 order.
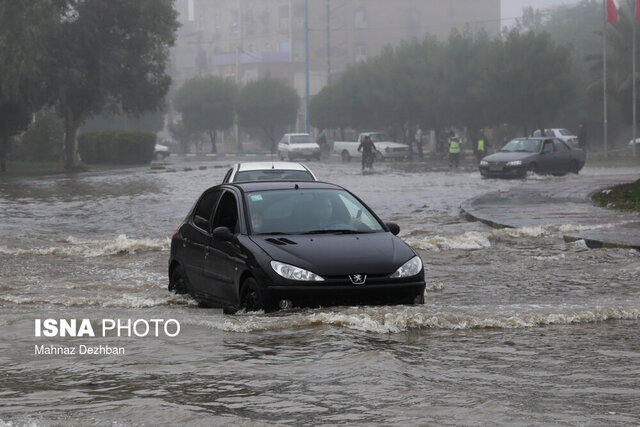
290;135;314;144
501;139;540;152
212;191;239;233
369;133;388;142
543;140;555;153
554;140;569;152
193;190;222;232
245;189;384;235
234;169;315;182
559;129;572;136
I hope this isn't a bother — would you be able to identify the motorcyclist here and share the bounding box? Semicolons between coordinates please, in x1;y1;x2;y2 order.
357;135;377;171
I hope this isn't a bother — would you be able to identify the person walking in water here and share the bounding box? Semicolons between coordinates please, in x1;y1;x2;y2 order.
448;131;461;169
475;130;488;164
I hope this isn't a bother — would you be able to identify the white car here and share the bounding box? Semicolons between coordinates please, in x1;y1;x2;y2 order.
222;162;317;183
629;138;640;146
154;143;170;160
277;133;321;161
532;128;579;146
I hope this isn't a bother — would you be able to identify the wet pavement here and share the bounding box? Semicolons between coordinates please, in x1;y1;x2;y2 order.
461;174;640;249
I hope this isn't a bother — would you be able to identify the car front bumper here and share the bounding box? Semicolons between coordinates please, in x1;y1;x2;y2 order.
262;280;426;307
479;165;526;178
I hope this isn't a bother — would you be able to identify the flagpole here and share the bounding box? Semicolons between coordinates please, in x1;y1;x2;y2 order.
603;0;609;158
634;4;637;157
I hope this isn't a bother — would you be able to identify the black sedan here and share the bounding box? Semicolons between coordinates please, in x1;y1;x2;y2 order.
479;137;585;178
168;181;425;312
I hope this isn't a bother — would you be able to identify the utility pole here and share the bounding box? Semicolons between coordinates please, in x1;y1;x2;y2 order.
326;0;331;84
305;0;310;133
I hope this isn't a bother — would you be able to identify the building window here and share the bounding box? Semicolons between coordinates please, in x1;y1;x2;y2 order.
230;9;239;33
279;5;289;32
355;9;367;29
355;44;367;62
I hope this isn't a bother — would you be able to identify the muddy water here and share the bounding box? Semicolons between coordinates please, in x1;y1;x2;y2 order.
1;160;639;425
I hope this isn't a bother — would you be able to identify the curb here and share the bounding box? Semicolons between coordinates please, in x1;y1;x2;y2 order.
460;195;640;251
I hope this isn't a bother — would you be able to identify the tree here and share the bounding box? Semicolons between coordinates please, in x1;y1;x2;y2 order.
237;77;299;152
173;76;237;153
40;0;178;168
487;30;575;135
0;100;31;172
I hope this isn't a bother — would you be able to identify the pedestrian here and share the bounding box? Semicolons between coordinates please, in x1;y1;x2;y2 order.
475;130;488;164
448;131;461;169
414;124;423;160
403;122;414;159
357;135;377;171
387;124;395;142
577;122;587;153
316;129;328;158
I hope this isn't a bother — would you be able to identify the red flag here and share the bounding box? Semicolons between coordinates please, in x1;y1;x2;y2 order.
636;0;640;21
607;0;618;23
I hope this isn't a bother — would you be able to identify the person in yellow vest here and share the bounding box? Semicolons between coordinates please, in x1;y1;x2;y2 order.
475;130;488;164
448;131;461;169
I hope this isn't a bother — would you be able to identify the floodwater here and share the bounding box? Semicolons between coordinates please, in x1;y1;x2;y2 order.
1;158;639;425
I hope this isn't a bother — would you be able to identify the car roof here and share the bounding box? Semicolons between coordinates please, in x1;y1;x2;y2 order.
283;133;311;137
236;161;309;172
225;180;342;193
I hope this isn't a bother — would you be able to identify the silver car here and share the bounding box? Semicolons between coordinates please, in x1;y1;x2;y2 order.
277;133;321;161
222;162;318;183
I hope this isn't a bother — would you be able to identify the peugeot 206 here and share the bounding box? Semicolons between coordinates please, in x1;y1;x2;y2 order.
168;181;425;312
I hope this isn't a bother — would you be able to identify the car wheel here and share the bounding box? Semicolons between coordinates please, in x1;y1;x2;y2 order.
570;160;580;174
239;277;264;312
341;150;351;162
413;292;425;305
168;265;188;294
528;163;538;175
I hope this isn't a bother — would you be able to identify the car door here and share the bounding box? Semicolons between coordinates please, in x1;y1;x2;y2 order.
539;139;557;173
201;190;243;306
278;136;289;156
552;139;572;173
183;190;222;297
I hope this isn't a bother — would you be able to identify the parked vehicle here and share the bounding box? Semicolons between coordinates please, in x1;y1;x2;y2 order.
153;143;170;160
479;137;585;178
168;181;425;312
222;162;317;183
532;128;579;147
333;132;409;162
277;133;321;161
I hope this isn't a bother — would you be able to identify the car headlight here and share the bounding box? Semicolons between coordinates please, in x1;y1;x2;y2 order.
506;160;522;166
390;256;423;278
480;160;488;166
270;261;325;281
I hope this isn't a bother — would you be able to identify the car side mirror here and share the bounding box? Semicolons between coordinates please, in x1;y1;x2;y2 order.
386;222;400;236
212;226;234;242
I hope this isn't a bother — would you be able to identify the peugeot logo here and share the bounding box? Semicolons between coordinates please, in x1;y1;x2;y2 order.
349;274;366;285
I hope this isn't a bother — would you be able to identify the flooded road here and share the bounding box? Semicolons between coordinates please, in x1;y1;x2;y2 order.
1;159;639;425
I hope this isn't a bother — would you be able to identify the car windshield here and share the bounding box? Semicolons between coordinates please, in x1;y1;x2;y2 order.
290;135;314;144
234;170;314;182
246;188;384;235
368;133;388;142
558;128;572;136
500;139;541;153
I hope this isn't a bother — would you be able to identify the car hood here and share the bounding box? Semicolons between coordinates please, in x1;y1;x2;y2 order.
374;142;409;149
483;151;536;162
250;232;415;276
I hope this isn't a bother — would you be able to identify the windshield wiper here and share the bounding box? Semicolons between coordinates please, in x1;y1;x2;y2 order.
257;232;290;235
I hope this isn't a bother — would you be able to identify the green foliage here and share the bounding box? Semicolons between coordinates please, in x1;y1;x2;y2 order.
20;109;64;162
310;27;574;136
0;0;179;168
237;77;299;151
81;111;165;133
78;130;155;164
173;76;238;152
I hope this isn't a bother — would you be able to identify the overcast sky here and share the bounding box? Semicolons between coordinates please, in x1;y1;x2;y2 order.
502;0;581;26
